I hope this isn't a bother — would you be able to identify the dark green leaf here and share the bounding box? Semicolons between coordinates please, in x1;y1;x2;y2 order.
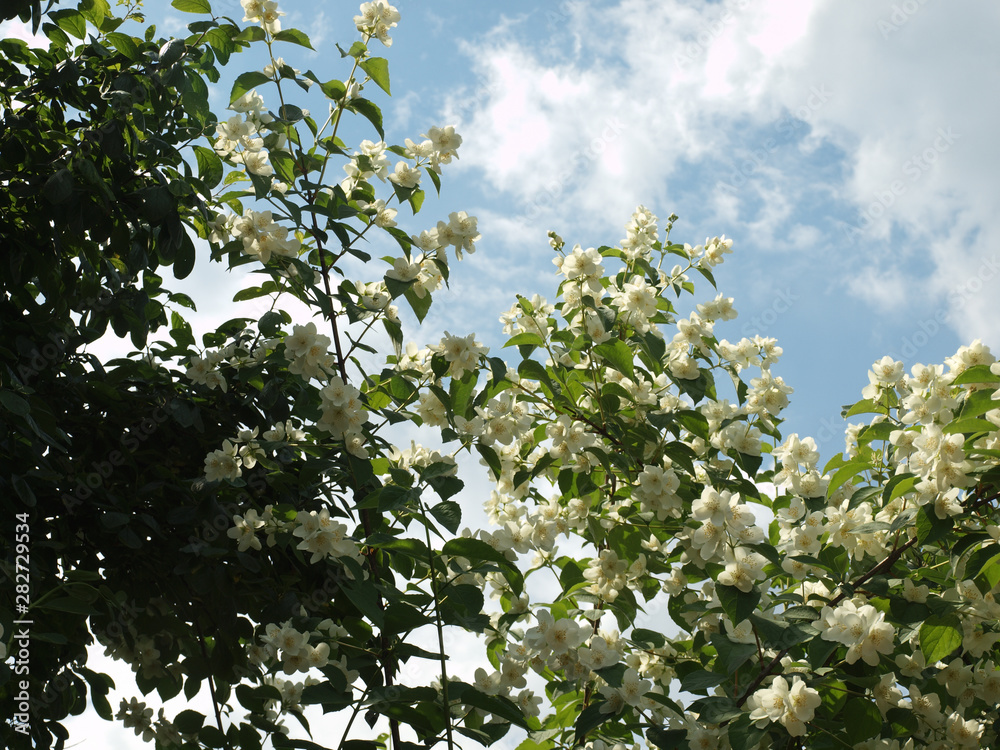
428;500;461;534
0;390;31;417
173;231;196;280
230;71;270;105
915;505;953;546
844;698;882;745
716;583;759;624
351;98;384;139
272;28;313;49
360;56;390;95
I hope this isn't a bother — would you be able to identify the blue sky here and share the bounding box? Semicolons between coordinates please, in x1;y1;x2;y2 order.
161;0;996;461
5;0;1000;747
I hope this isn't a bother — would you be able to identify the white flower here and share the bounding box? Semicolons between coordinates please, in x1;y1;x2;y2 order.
205;440;241;482
354;1;400;46
228;510;265;552
747;676;820;737
388;161;421;189
243;150;273;177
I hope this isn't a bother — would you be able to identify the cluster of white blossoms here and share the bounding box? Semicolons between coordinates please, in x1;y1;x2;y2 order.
816;598;896;666
215;208;302;264
317;376;369;457
341;139;391;191
352;279;397;321
429;331;488;379
678;486;766;570
116;699;181;745
255;618;358;682
227;501;363;565
681;235;734;268
204;428;264;483
353;0;399;46
241;0;284;33
283;322;334;381
747;675;822;737
385;250;445;299
342;127;465;199
214;87;286;179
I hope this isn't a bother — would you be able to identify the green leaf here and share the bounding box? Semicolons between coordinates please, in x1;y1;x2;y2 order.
345;41;367;58
49;9;86;39
920;613;962;663
504;332;546;349
727;713;768;750
351;98;384;139
826;457;873;498
843;398;886;417
404;286;431;323
943;417;996;434
173;231;196;280
259;311;284;336
962;543;1000;580
193;146;224;190
42;168;74;205
716;583;759;624
574;702;608;742
453;683;528;727
173;709;206;734
105;31;139;58
957;388;998;420
844;698;882;745
679;669;724;693
428;500;461;534
953;364;1000;385
230;71;270;105
0;390;31;417
79;0;111;25
646;728;687;750
689;696;742;724
594;339;635;379
341;578;384;627
443;537;523;596
171;0;211;12
271;28;314;48
360;56;390;95
476;444;502;477
710;634;755;675
270;149;297;183
915;505;953;546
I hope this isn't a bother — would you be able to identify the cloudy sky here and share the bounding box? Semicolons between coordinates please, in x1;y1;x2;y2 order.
5;0;1000;746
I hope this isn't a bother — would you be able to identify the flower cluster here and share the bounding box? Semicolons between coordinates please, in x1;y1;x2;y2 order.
747;675;821;736
203;428;263;483
284;322;334;380
317;376;369;456
241;0;284;34
353;1;400;47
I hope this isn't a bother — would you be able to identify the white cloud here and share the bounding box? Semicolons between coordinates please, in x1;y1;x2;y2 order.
0;18;47;46
445;0;1000;346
